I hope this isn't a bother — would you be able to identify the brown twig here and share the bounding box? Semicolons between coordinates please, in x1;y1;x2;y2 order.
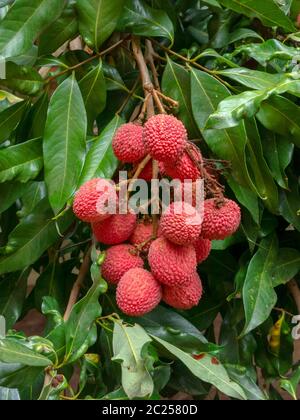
46;38;127;83
288;280;300;314
63;246;92;321
145;40;160;91
128;154;152;193
152;160;160;237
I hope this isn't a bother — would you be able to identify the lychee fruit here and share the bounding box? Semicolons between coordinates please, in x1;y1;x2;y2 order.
201;199;241;240
116;268;162;316
160;202;203;245
92;213;137;245
73;178;117;223
137;160;153;182
101;244;144;285
112;123;146;163
129;219;154;252
163;272;203;310
148;237;197;286
194;238;212;263
163;145;203;181
144;114;187;162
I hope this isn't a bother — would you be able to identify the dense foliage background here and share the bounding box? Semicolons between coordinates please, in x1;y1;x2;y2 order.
0;0;299;400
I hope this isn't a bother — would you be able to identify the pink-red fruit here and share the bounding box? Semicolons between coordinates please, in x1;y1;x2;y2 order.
148;237;197;286
101;244;144;285
73;178;117;223
92;213;137;245
113;123;146;163
129;220;155;252
201;199;241;240
160;202;202;245
194;238;212;263
163;145;203;181
144;114;187;162
116;268;162;316
163;272;203;310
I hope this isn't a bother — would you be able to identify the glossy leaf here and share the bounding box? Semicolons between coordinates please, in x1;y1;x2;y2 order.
76;0;125;50
0;199;73;275
0;270;28;329
162;58;199;138
272;248;300;287
0;101;27;144
117;0;174;43
0;138;43;183
242;235;278;336
113;322;154;399
0;338;52;366
80;115;124;184
79;60;107;129
44;74;87;214
0;181;32;214
217;0;295;32
217;68;285;90
279;175;300;231
17;181;47;218
0;62;44;96
0;363;42;388
0;0;65;58
152;335;246;400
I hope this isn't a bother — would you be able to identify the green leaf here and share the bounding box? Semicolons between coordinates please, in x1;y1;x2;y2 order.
280;366;300;400
0;199;73;275
152;336;246;400
44;74;87;214
279;175;300;231
0;387;20;400
34;263;66;312
242;235;278;336
272;248;300;287
117;0;174;44
0;339;52;366
76;0;125;51
257;96;300;148
228;179;260;224
17;181;46;218
0;62;44;96
244;119;279;213
26;93;49;139
217;0;295;32
190;67;254;189
228;28;264;44
65;279;104;364
262;131;293;190
0;0;65;58
80;115;124;184
162;58;199;138
217;68;285;90
0;101;27;144
38;7;78;56
0;138;43;183
0;181;32;214
0;270;28;329
79;60;107;130
226;365;267;400
0;363;42;388
112;322;154;399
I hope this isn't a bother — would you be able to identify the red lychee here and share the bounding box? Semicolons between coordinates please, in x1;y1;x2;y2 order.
160;202;203;246
73;178;117;223
92;213;137;245
201;199;241;240
163;272;203;310
144;114;187;162
129;220;154;252
148;237;197;286
194;238;212;264
101;244;144;285
163;145;203;181
113;123;146;163
116;268;162;316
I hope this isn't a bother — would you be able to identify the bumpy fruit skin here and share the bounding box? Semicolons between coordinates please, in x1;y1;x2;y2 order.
144;114;187;162
148;237;197;286
163;272;203;310
73;178;117;223
160;202;202;245
129;220;154;252
102;244;144;284
116;268;162;316
137;160;153;181
113;123;146;163
194;238;211;263
163;145;203;181
92;213;137;245
201;199;241;240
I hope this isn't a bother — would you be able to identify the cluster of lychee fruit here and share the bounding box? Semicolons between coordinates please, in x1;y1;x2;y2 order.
73;114;241;317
